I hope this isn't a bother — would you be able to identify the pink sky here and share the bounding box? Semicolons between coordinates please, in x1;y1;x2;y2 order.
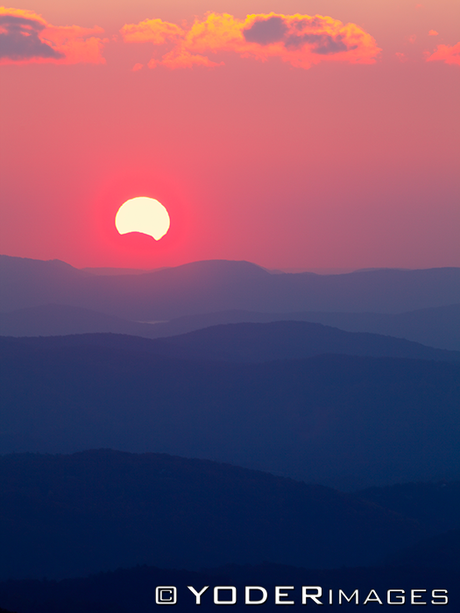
1;0;459;269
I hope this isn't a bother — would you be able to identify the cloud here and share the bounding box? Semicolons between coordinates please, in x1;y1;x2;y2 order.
285;32;350;55
0;13;63;60
243;16;287;45
428;30;439;36
0;7;106;64
426;42;460;66
155;49;222;69
121;12;381;70
121;17;183;46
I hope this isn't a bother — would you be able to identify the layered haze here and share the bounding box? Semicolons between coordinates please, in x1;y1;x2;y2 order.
1;0;459;608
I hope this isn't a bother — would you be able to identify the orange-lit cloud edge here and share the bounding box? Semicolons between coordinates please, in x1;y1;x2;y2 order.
1;7;459;69
0;7;106;64
121;12;381;70
426;42;460;66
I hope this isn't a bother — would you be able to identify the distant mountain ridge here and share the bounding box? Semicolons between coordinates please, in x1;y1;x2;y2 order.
1;303;459;352
126;321;460;363
0;304;145;337
3;322;459;363
385;529;460;572
0;450;458;585
2;337;459;489
355;481;460;534
2;255;459;319
0;450;427;580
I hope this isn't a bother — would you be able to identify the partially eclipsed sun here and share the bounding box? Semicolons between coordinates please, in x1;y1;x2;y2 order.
115;197;170;240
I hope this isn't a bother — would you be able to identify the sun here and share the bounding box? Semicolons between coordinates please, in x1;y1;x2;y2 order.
115;197;170;240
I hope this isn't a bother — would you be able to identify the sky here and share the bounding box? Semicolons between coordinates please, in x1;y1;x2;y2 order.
1;0;459;270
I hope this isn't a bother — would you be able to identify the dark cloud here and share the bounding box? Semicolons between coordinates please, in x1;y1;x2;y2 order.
243;16;287;45
314;35;355;55
297;17;323;29
243;16;356;55
286;32;352;55
0;15;63;60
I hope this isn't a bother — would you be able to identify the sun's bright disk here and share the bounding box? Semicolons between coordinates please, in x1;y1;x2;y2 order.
115;197;170;240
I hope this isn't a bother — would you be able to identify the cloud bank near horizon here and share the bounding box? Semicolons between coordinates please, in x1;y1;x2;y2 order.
121;12;382;70
0;7;106;64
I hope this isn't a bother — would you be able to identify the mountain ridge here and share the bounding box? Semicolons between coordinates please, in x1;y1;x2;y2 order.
0;449;427;580
2;302;459;351
2;322;458;363
2;255;459;319
2;340;459;489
